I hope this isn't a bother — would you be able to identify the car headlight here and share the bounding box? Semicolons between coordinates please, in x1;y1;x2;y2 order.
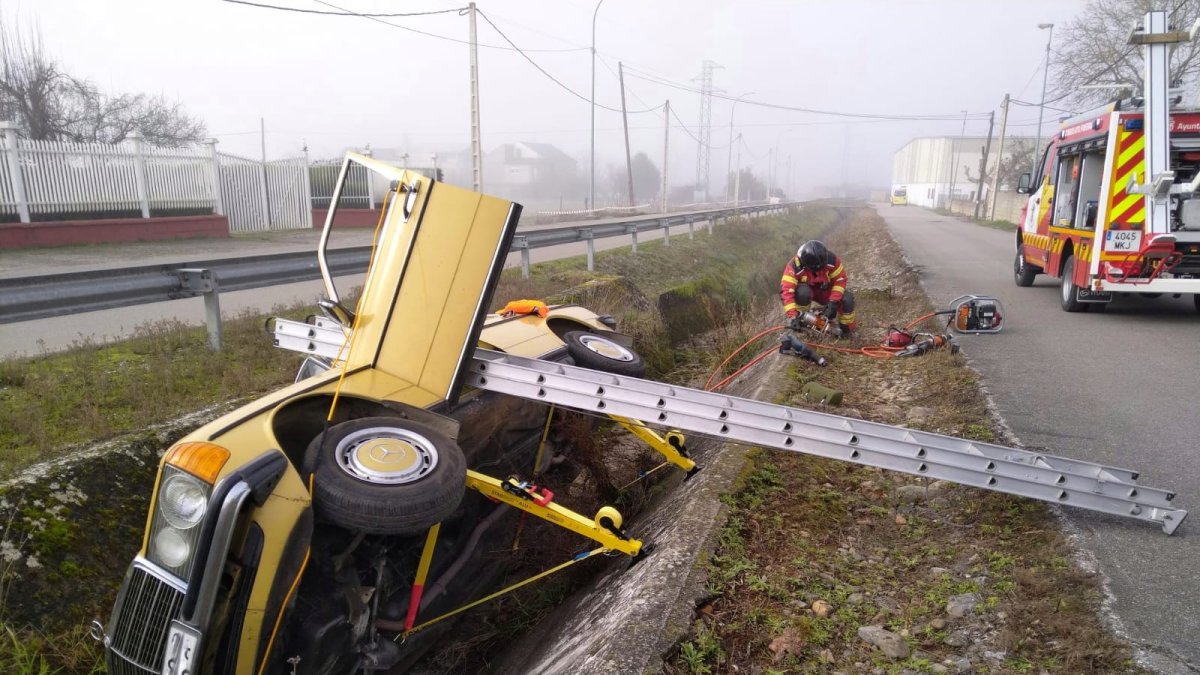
153;527;192;568
146;442;229;579
160;474;208;530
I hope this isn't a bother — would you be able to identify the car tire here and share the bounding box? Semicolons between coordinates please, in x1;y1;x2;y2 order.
563;330;646;377
1060;255;1086;313
308;417;466;536
1014;250;1038;287
1194;294;1200;315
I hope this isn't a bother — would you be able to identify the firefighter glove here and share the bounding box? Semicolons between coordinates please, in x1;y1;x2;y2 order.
823;304;838;320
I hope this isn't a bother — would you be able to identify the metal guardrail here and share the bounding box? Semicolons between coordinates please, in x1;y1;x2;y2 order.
0;202;797;327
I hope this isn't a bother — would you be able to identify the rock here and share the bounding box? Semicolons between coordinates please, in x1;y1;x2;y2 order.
905;406;935;424
929;617;947;630
931;665;949;674
874;595;900;614
896;485;932;502
812;600;832;617
946;592;980;618
943;630;971;647
894;513;907;525
819;648;834;664
847;592;866;605
876;404;903;419
857;625;910;659
929;566;951;577
948;657;972;673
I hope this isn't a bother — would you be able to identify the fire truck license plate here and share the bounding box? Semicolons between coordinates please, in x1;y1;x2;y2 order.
1104;230;1142;252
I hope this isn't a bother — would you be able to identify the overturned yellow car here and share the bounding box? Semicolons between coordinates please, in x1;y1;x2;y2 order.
99;154;653;675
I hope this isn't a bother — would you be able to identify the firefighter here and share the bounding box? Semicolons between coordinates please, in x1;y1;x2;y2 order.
780;240;857;336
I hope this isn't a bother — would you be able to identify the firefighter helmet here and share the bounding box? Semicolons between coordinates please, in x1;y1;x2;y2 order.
796;240;828;270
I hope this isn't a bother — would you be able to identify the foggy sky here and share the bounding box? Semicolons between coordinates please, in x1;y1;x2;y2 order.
8;0;1084;199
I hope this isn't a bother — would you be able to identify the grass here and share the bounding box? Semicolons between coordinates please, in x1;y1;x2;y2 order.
665;209;1145;675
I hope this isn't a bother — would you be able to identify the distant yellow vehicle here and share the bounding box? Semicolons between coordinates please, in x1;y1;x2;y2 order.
890;186;908;206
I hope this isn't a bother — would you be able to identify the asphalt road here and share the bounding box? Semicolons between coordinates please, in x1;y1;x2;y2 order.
880;205;1200;673
0;213;720;359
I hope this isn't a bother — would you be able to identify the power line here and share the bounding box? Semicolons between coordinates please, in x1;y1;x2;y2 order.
475;9;657;114
739;134;766;160
227;0;586;52
668;105;730;150
625;66;993;122
1010;99;1077;115
223;0;463;17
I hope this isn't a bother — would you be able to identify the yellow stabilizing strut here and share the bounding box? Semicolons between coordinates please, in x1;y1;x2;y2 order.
403;523;441;631
465;470;642;557
609;415;697;474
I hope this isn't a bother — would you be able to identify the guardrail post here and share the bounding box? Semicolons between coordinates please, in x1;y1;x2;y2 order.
626;224;638;254
687;218;694;240
662;220;670;247
128;131;151;219
178;268;222;351
0;122;30;223
511;235;531;278
582;230;596;271
205;138;224;216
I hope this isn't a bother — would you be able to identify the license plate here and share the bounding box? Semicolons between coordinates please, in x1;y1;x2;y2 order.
1104;229;1142;252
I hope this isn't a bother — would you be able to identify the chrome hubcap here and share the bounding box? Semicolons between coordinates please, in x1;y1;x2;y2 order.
335;427;438;484
579;334;634;362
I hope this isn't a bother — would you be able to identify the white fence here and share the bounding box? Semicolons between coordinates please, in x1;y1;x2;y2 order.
0;122;322;233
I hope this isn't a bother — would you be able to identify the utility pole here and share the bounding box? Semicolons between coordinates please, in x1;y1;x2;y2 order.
989;94;1010;220
725;92;755;202
468;2;482;191
768;147;774;200
786;154;792;199
661;100;670;213
619;61;635;206
974;110;995;219
733;133;742;207
948;110;968;211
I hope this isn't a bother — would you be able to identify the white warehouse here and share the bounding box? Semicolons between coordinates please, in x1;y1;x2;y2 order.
892;135;1037;208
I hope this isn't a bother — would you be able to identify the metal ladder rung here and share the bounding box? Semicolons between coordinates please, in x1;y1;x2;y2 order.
470;350;1186;534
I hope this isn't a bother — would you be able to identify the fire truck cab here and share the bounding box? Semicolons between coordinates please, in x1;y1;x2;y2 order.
1013;11;1200;314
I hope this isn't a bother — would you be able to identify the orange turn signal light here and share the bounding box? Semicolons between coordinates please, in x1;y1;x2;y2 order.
165;442;231;484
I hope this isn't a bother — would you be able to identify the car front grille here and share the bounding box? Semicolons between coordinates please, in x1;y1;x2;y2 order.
106;562;185;675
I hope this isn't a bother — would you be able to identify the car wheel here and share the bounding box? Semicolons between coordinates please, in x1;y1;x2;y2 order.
563;330;646;377
308;417;466;535
1194;294;1200;315
1060;256;1086;313
1014;250;1038;287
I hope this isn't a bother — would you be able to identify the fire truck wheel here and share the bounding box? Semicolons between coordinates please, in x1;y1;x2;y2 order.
563;330;646;377
1059;256;1086;313
1014;251;1038;287
307;417;466;535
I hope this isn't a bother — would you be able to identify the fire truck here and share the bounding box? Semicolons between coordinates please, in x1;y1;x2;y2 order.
1014;11;1200;313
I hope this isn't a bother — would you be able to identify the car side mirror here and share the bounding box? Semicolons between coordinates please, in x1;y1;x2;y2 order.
1016;173;1034;194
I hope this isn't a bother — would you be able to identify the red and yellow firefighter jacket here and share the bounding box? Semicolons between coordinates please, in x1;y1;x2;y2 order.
780;253;847;317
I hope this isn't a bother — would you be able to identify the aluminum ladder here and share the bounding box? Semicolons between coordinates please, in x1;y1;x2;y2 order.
467;348;1186;534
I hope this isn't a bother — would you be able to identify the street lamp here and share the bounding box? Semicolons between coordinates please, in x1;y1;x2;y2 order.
1031;22;1054;179
589;0;605;211
725;91;755;202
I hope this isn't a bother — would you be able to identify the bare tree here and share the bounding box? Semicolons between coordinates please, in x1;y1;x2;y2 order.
0;21;205;146
1051;0;1200;107
965;138;1040;190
